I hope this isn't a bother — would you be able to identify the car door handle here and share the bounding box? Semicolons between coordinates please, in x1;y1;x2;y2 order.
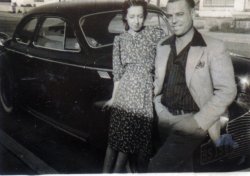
93;100;107;108
45;72;65;82
15;37;21;42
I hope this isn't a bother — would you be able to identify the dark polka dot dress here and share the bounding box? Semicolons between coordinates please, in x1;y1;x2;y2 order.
108;26;166;157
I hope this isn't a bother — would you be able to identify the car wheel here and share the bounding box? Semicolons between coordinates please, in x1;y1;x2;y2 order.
0;70;14;113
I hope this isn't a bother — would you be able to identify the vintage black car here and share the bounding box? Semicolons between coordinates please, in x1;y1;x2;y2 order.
0;1;249;172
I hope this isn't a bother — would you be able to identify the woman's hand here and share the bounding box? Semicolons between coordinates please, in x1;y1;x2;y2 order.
102;81;119;110
102;98;114;110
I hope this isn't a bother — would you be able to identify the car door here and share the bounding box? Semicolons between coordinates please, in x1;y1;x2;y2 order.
29;16;92;139
4;16;43;106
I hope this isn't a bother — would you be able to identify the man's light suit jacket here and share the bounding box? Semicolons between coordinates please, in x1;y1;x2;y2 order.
154;33;237;142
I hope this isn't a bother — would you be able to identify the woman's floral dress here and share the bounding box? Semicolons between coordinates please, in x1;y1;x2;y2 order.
108;26;165;157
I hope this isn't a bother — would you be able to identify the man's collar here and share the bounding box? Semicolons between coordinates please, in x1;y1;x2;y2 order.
161;28;207;47
190;28;207;46
161;35;175;46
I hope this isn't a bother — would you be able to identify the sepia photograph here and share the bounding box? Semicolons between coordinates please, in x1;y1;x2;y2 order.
0;0;249;174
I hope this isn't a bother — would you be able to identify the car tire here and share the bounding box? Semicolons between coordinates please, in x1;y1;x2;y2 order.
0;69;15;114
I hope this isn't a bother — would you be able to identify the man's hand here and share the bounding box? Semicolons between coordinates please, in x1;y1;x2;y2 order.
154;96;171;116
174;116;207;137
215;134;239;149
154;95;174;127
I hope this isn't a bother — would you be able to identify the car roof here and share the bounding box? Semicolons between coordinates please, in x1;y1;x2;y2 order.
27;1;161;19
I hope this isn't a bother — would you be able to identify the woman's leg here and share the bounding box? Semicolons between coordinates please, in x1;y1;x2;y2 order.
136;153;150;173
113;151;128;173
103;145;117;173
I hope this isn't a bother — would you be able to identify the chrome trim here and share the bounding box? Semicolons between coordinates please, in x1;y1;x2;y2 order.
5;47;112;72
5;47;26;56
230;52;245;58
26;54;34;58
85;66;112;72
33;42;81;53
25;106;88;142
16;39;30;45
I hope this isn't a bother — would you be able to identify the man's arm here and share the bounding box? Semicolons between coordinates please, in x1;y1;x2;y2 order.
154;41;164;97
194;40;237;131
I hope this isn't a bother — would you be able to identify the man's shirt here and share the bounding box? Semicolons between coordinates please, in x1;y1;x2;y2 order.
161;29;207;112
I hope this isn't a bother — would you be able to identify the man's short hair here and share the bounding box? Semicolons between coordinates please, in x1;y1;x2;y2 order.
167;0;195;9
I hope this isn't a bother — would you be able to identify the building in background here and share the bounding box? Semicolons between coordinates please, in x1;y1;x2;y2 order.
199;0;250;17
3;0;248;18
0;0;68;12
0;0;11;12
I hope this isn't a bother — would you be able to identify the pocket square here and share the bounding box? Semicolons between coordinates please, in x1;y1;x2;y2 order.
195;61;205;69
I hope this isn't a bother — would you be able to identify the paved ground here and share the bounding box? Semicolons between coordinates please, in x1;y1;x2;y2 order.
0;11;23;18
0;143;35;175
0;109;104;174
0;11;22;36
200;30;250;57
0;132;56;174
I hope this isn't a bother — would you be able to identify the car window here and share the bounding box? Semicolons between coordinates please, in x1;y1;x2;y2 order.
80;11;169;48
65;25;80;51
35;17;80;51
14;18;38;44
145;13;170;35
80;12;119;48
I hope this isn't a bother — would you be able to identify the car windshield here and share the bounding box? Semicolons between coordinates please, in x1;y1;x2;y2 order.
80;11;169;48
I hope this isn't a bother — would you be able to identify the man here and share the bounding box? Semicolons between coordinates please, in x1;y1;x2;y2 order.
148;0;237;172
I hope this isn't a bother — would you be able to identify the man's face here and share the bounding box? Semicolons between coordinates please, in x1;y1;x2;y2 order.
166;0;194;36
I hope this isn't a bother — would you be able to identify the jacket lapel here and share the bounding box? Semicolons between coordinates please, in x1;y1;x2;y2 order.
157;45;171;92
186;46;205;87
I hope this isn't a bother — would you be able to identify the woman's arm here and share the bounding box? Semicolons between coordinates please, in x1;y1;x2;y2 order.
103;36;123;108
104;81;119;107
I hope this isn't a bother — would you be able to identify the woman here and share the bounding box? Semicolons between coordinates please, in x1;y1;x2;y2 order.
103;0;165;173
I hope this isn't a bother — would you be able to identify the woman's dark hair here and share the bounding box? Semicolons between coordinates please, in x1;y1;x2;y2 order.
122;0;148;31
